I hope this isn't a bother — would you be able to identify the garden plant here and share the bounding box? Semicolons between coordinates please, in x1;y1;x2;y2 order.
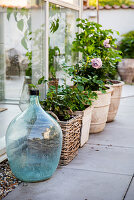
72;18;122;81
41;83;94;121
119;31;134;59
118;30;134;84
63;19;122;133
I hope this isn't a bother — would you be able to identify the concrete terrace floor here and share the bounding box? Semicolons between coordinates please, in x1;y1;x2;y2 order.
3;85;134;200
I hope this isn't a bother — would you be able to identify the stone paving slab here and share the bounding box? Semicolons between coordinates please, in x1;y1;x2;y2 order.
119;98;134;110
122;85;134;98
3;168;131;200
88;126;134;148
125;177;134;200
65;144;134;176
106;118;134;130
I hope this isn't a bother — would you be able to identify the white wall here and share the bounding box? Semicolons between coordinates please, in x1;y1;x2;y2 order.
83;9;134;39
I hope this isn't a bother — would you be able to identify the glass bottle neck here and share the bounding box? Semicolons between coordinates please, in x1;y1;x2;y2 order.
30;95;40;106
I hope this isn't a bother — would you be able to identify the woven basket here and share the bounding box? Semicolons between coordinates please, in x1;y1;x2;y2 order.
47;111;82;166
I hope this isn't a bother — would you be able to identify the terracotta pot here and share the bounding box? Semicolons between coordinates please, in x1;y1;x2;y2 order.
73;106;93;147
107;80;124;122
90;87;113;134
118;59;134;84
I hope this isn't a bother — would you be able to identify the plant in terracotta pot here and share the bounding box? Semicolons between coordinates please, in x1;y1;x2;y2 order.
72;19;122;80
106;80;124;122
64;58;112;134
118;31;134;84
71;19;123;124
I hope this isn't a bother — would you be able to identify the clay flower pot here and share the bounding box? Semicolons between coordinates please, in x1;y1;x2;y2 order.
73;106;93;147
118;59;134;84
107;80;124;122
90;87;113;134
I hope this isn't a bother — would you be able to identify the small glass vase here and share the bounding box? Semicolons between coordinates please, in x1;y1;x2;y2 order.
6;89;62;182
19;76;31;112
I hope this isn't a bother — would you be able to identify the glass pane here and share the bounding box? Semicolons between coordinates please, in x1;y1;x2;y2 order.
0;0;45;102
0;0;46;156
49;3;79;84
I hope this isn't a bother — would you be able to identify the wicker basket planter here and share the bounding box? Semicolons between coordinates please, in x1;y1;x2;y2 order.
47;112;82;166
107;80;124;122
73;106;93;147
118;59;134;84
90;87;113;134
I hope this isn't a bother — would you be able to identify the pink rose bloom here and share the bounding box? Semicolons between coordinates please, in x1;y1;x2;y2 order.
91;58;102;69
103;39;111;48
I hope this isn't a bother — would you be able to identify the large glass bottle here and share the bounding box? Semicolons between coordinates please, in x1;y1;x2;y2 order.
6;89;62;182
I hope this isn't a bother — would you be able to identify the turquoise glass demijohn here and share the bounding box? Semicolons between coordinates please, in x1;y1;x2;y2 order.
6;90;62;182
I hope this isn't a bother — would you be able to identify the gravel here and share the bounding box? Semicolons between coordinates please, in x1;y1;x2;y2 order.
0;160;21;200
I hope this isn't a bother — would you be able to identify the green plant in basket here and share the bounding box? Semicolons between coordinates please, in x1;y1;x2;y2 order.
72;19;122;80
41;83;94;121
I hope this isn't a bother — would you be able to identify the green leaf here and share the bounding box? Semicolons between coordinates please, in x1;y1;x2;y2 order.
14;12;18;22
50;18;59;33
7;8;13;21
27;17;31;31
17;19;24;31
77;84;84;92
99;88;106;94
38;76;47;85
116;31;120;36
29;84;37;89
76;18;81;22
21;37;28;50
81;19;85;23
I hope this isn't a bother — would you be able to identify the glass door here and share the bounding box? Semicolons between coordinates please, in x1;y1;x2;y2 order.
0;0;46;161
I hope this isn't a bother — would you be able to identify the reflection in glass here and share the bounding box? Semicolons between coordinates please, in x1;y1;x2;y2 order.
49;3;79;84
0;0;45;102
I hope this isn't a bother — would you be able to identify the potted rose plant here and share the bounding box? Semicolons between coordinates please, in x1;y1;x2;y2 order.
64;58;112;134
71;19;123;124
